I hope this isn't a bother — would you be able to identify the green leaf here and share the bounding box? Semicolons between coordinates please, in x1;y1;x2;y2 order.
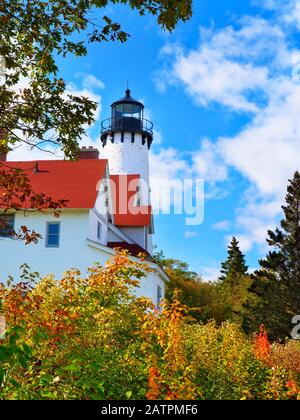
0;346;10;361
125;390;132;399
65;363;81;373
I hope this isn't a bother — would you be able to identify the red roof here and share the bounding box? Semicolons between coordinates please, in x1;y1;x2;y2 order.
110;174;152;227
1;160;152;227
107;242;152;259
1;160;107;209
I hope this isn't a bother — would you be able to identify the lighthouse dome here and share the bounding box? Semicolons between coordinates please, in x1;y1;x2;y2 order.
112;89;144;109
101;89;153;149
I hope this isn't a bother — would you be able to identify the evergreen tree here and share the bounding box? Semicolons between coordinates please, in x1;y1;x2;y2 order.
243;172;300;341
219;237;248;286
217;237;250;324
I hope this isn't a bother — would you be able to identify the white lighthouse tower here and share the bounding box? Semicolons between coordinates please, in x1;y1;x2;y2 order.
100;89;153;205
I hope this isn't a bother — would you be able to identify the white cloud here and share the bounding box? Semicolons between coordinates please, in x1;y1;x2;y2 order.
259;0;300;30
212;220;232;231
8;143;63;161
74;72;105;90
153;130;163;145
155;17;293;112
192;138;228;184
149;148;204;221
65;82;102;123
184;230;199;239
161;45;267;112
200;266;220;282
156;11;300;252
8;132;99;162
82;74;105;90
254;0;277;9
216;77;300;249
149;148;191;180
228;187;284;252
285;1;300;29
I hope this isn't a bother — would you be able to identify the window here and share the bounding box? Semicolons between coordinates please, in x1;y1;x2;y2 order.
46;222;60;248
134;186;141;207
114;104;124;118
0;214;15;238
97;222;102;241
157;285;163;308
123;103;133;116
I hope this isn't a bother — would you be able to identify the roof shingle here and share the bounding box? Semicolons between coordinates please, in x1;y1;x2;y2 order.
1;160;107;209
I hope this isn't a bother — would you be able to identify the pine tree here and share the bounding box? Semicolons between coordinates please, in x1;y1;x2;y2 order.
216;238;250;324
219;237;248;286
243;171;300;341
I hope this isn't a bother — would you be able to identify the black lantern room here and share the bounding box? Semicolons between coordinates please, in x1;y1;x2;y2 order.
101;89;153;148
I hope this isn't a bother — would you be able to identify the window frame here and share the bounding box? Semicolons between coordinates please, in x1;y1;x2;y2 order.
45;221;61;248
97;221;102;241
157;284;163;308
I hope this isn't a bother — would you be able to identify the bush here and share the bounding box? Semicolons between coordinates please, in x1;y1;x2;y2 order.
0;252;299;400
0;252;152;399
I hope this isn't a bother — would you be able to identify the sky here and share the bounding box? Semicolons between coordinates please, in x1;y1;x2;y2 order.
9;0;300;280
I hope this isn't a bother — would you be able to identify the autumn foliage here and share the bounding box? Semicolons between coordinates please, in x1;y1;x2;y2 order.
255;325;271;361
0;252;300;400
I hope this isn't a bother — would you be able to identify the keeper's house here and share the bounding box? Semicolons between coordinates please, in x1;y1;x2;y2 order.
0;90;167;305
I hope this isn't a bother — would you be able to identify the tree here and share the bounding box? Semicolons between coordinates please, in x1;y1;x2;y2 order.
215;238;250;324
153;250;251;324
243;172;300;341
0;0;192;240
219;237;248;286
153;250;220;322
1;252;300;400
0;0;192;157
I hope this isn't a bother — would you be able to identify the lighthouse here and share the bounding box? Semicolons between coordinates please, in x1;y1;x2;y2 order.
100;89;153;205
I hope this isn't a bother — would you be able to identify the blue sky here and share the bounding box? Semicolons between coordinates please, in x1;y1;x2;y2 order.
10;0;300;279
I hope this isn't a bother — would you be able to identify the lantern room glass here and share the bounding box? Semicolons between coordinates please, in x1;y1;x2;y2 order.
113;103;143;120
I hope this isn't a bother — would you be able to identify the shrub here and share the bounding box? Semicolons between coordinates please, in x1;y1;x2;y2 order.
0;252;152;399
0;252;299;400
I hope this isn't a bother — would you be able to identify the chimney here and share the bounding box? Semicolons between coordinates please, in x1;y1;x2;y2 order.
0;129;8;162
79;146;100;160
